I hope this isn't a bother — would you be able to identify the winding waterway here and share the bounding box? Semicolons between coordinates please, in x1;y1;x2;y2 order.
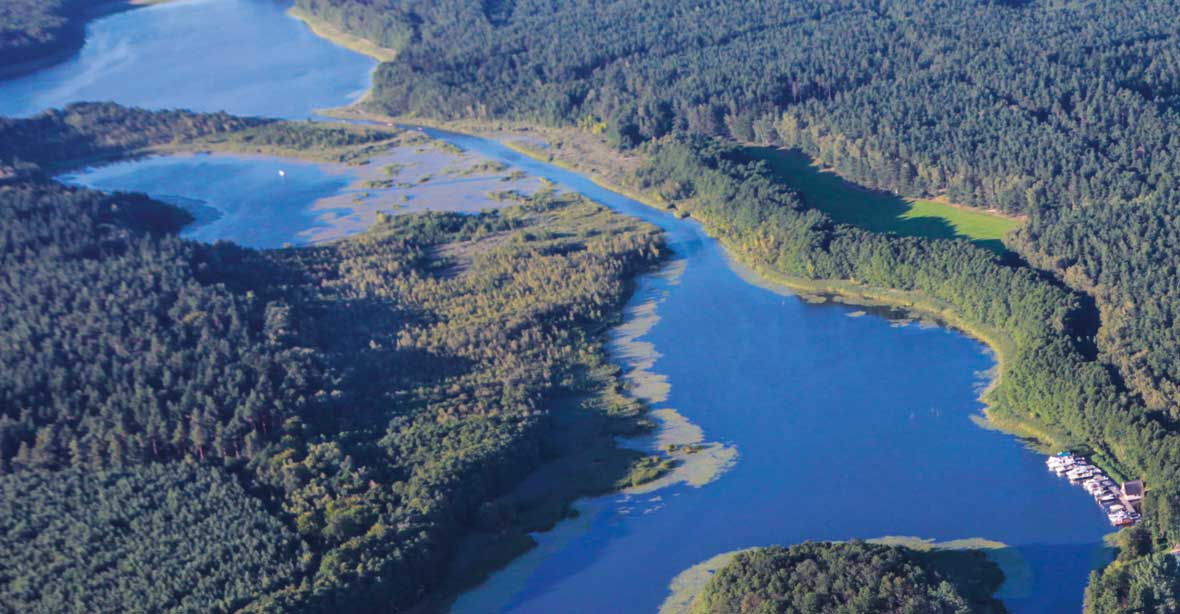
1;1;1111;611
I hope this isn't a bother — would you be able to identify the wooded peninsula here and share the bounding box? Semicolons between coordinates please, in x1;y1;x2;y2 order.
0;104;668;610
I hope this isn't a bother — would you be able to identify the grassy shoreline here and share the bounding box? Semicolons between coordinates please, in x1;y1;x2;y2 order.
23;113;692;609
364;120;1018;398
372;114;1095;459
286;7;398;62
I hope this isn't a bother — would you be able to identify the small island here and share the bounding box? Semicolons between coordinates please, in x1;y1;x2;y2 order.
688;542;1005;614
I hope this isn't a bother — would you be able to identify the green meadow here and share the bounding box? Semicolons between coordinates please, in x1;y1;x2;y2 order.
748;148;1021;253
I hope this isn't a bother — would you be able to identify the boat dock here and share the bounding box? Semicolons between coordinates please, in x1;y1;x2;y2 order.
1046;452;1143;528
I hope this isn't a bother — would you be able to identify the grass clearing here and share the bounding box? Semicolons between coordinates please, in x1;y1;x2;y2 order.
748;147;1022;253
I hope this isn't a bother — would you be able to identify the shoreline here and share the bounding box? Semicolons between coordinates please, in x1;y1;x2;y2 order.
286;7;398;62
308;107;1128;612
42;118;714;609
0;0;175;81
659;537;1026;614
363;112;1046;439
2;5;1131;611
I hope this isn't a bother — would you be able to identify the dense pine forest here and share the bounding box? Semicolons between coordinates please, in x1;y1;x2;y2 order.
310;0;1180;434
1;465;309;612
0;108;665;610
693;542;1005;614
276;1;1180;608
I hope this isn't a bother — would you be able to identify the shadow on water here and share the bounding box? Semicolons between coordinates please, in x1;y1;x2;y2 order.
743;147;1009;254
995;542;1114;611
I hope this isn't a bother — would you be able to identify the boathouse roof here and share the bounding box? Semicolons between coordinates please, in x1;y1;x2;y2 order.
1123;480;1144;498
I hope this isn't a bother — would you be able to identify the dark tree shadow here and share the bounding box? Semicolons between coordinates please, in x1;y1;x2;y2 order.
744;147;1010;254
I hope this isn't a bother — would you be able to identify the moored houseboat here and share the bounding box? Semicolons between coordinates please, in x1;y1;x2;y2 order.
1046;451;1144;527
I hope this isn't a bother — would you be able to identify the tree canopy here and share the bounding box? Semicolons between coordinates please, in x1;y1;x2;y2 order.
694;542;1005;614
0;107;666;611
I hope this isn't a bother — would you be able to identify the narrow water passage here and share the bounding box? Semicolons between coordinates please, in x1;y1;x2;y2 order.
418;129;1110;614
0;1;1111;611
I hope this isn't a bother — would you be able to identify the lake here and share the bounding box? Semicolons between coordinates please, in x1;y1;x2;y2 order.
0;1;1111;611
0;0;374;118
61;153;354;248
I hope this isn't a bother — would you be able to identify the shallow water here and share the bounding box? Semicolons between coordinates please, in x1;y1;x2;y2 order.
61;145;545;247
2;1;1111;611
62;154;353;248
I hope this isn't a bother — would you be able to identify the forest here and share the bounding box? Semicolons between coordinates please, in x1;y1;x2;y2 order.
693;542;1005;614
630;136;1180;610
0;464;308;612
310;0;1180;443
274;0;1180;607
0;101;407;177
8;0;1180;607
0;0;78;69
0;106;666;610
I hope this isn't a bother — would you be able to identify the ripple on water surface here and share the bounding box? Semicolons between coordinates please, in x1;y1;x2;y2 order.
62;154;353;249
0;0;375;118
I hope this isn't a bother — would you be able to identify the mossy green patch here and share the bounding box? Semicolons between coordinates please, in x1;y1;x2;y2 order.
747;147;1021;254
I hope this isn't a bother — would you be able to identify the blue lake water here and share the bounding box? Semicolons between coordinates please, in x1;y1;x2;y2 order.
0;1;1112;611
62;154;353;248
424;129;1111;614
0;0;374;118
